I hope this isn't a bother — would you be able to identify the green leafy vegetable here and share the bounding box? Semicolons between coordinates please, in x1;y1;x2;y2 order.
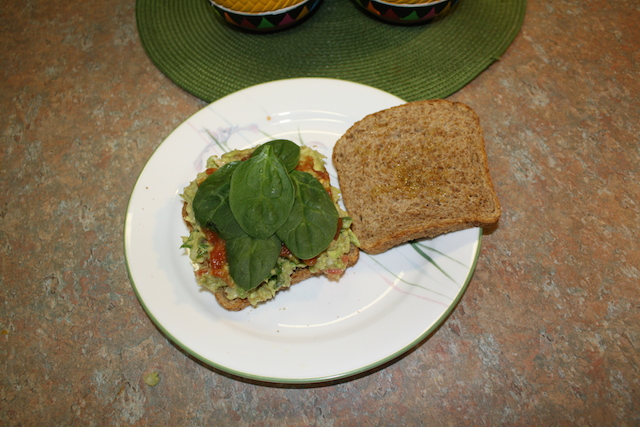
190;140;343;294
192;161;244;240
276;170;339;260
226;233;282;290
229;146;294;239
251;139;300;172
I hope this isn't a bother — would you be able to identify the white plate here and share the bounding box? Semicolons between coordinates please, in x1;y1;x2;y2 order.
124;78;481;384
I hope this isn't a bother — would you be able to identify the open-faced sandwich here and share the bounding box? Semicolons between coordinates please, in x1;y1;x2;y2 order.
180;140;360;311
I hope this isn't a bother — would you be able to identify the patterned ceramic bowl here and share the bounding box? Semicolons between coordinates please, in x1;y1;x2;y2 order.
209;0;322;32
355;0;459;25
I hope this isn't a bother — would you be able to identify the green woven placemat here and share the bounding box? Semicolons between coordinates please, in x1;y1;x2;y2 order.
136;0;526;102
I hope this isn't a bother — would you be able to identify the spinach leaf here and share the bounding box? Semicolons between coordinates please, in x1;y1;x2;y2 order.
252;139;300;172
192;161;244;240
229;146;294;239
226;233;282;291
276;170;339;260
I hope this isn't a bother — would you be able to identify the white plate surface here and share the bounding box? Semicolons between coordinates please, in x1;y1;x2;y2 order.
124;78;481;383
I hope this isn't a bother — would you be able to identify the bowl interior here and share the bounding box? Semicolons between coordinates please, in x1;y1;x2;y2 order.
212;0;307;14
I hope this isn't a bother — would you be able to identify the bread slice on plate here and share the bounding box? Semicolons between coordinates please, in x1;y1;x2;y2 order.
332;99;501;254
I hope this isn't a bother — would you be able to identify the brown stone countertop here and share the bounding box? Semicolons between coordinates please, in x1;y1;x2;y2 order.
1;0;639;425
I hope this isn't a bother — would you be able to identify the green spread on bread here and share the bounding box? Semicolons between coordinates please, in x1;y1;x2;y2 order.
180;140;359;310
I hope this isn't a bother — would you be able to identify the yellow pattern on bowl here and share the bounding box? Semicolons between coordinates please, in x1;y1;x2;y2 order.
214;0;305;13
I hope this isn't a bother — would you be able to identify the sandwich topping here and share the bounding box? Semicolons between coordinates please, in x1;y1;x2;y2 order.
180;140;359;307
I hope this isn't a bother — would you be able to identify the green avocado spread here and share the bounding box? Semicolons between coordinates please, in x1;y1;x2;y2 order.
180;143;359;307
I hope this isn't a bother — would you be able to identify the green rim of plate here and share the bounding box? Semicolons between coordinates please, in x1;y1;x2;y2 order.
136;0;525;103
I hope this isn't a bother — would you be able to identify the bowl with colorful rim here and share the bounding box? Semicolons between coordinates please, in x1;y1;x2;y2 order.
354;0;459;25
208;0;323;32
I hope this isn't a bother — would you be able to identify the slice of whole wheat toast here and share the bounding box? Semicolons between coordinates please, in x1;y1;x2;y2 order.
332;99;501;254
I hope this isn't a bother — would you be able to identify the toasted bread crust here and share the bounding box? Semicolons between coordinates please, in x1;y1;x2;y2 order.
333;99;501;254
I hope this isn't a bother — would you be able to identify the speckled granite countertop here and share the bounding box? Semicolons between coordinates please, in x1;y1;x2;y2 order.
2;0;639;425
